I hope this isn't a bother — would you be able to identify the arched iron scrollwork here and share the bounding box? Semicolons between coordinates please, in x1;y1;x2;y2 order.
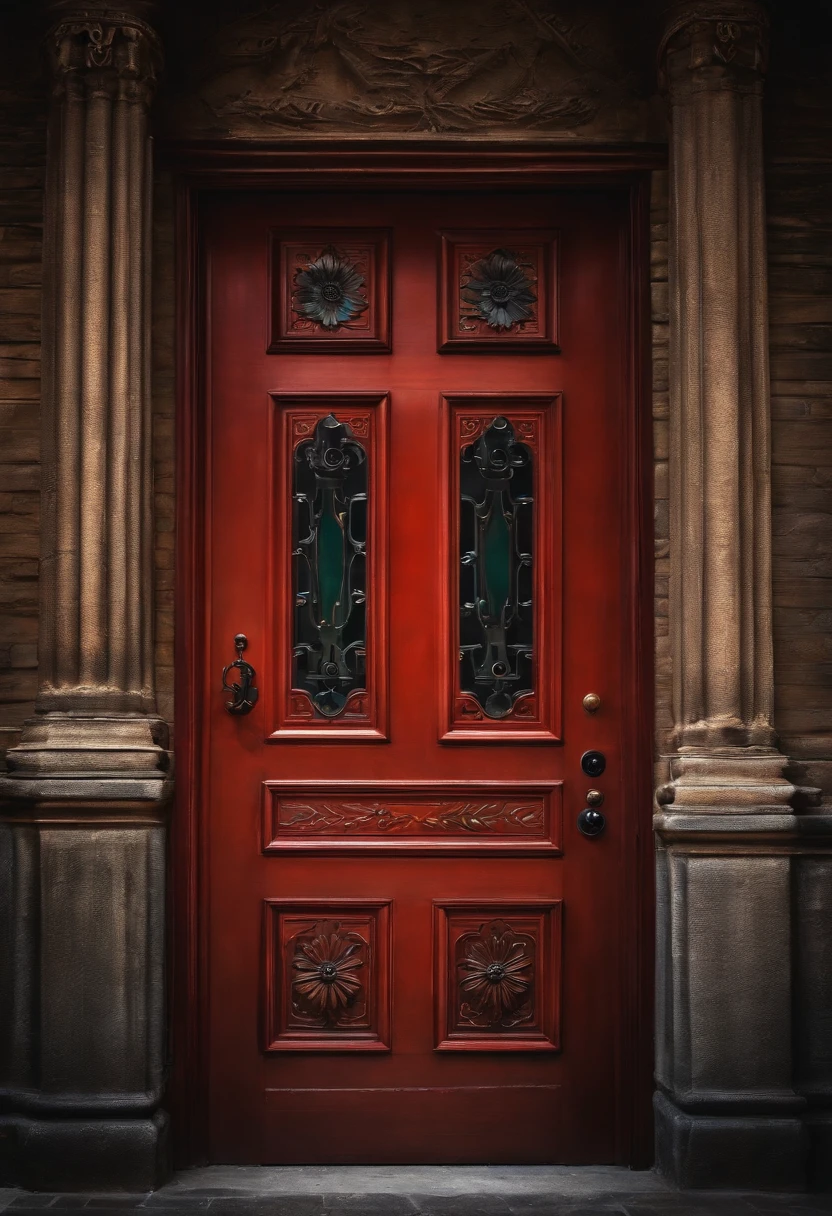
292;414;368;718
460;416;533;719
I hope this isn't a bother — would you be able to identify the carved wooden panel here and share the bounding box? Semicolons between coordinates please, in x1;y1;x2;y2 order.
262;782;562;854
440;394;562;742
268;394;388;740
270;229;391;352
439;231;558;351
434;902;562;1052
263;900;391;1052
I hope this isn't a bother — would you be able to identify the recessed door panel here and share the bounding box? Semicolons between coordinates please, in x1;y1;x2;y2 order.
205;189;634;1164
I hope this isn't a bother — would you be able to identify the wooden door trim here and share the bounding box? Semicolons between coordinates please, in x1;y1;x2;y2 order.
172;145;659;1169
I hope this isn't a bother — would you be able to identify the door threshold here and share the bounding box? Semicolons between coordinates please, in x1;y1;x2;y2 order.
163;1164;669;1196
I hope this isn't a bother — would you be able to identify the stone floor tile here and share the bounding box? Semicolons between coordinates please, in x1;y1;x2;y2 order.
745;1201;832;1214
410;1198;513;1215
323;1198;418;1213
508;1206;628;1216
86;1201;149;1210
325;1208;419;1216
620;1201;765;1216
508;1198;627;1211
206;1199;326;1216
0;1211;66;1216
153;1196;252;1202
142;1200;211;1209
7;1200;57;1210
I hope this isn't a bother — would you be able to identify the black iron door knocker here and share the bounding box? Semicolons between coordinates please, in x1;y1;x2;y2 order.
221;633;258;715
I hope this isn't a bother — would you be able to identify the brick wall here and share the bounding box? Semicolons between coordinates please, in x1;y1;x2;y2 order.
651;171;671;777
0;12;45;764
152;171;176;728
766;19;832;801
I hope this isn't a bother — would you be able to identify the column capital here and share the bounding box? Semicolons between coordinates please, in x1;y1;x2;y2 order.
658;1;769;100
47;5;162;101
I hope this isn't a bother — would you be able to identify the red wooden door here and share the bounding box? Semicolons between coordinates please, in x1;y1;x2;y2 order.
203;188;635;1164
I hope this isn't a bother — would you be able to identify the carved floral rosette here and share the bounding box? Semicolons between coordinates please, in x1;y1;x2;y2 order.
439;231;558;351
265;901;391;1052
435;903;561;1051
270;229;391;352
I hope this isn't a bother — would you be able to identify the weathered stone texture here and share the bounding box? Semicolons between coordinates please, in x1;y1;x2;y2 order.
0;11;46;766
766;24;832;800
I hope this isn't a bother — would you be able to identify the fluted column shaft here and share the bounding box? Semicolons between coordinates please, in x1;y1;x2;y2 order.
662;3;774;751
5;7;165;785
43;12;158;715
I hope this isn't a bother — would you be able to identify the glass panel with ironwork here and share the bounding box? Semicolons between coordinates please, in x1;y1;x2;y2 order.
460;416;533;718
292;414;367;717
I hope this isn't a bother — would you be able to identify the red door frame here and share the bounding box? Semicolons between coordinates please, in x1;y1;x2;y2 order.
169;144;661;1169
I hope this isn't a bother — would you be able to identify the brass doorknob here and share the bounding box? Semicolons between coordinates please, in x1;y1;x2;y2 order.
582;692;601;714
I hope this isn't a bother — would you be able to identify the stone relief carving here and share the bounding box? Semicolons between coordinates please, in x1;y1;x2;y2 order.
50;10;163;94
159;0;663;141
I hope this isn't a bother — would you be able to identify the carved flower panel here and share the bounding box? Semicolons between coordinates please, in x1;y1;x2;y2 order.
434;903;562;1051
439;231;559;351
264;901;391;1051
270;229;391;352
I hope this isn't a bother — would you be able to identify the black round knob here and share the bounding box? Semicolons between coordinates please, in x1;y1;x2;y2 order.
577;807;606;838
581;749;606;777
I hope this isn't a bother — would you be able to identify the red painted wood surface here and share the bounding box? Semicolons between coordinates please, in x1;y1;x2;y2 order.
202;189;638;1164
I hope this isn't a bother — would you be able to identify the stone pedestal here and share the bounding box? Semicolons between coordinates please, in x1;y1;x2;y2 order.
0;3;170;1191
656;0;832;1190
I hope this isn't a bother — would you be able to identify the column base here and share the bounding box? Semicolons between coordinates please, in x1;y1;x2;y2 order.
0;1111;170;1191
654;1092;809;1191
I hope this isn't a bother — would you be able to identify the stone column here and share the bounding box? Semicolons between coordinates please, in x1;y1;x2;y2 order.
655;0;828;1189
0;2;169;1190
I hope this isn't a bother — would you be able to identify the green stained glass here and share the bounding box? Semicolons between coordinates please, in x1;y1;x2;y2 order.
483;498;511;618
460;416;533;719
292;415;367;718
318;489;345;626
